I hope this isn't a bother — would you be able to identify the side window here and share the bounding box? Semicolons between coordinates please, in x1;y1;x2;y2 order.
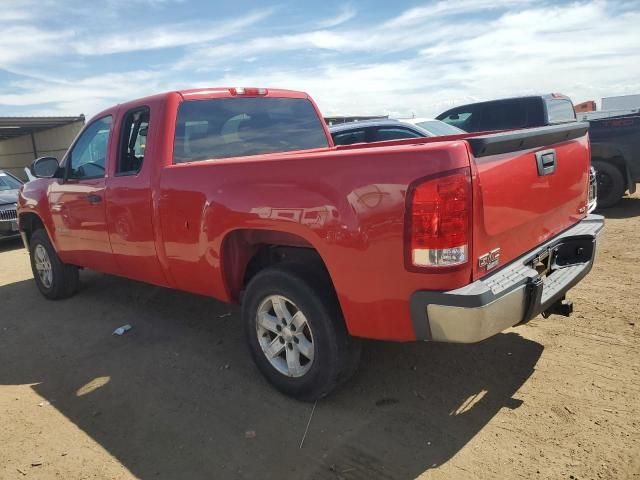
440;109;473;130
118;107;150;175
332;129;366;145
546;99;576;124
69;116;112;179
374;127;423;142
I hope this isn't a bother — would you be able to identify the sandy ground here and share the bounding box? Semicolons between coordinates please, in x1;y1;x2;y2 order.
1;194;639;480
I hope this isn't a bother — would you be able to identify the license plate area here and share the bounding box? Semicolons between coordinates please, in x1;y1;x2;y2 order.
530;248;554;277
552;237;594;268
528;236;594;277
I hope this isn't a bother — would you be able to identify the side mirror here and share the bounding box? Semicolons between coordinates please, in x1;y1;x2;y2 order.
30;156;60;178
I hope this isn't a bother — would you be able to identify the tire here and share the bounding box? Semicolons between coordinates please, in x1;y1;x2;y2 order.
593;160;625;209
29;229;79;300
242;264;360;401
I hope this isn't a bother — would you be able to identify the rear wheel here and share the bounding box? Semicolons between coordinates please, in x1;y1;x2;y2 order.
242;264;360;401
593;160;625;208
29;229;79;299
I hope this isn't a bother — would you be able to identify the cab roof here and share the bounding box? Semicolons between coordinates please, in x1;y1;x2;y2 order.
89;87;311;123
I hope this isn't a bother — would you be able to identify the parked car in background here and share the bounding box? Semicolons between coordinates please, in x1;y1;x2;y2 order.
19;87;602;400
436;94;576;133
577;112;640;208
400;117;465;136
0;170;23;239
330;119;428;145
435;94;597;209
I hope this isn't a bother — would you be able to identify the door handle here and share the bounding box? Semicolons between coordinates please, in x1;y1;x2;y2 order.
535;149;557;176
86;194;102;203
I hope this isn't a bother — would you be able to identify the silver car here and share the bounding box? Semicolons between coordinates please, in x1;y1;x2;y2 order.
0;170;22;240
329;119;464;146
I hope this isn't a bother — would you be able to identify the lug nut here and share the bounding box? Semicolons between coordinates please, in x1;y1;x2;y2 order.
287;343;293;350
293;337;299;344
279;337;285;344
276;325;282;332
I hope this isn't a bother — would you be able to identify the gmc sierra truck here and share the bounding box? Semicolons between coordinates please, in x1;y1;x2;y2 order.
18;87;603;400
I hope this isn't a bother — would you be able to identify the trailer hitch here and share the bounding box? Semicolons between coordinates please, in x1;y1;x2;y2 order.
542;297;573;318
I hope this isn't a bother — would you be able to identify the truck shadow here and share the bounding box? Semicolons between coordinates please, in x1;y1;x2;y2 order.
597;195;640;219
0;272;543;480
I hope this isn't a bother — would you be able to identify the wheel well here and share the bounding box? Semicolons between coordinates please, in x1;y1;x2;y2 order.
221;229;332;302
19;212;45;245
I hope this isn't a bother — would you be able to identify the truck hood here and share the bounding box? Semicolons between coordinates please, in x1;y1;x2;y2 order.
0;189;19;206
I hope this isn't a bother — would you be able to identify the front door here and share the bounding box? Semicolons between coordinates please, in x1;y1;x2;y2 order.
49;115;117;273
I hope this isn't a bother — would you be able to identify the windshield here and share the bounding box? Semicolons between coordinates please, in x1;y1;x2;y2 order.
0;173;22;191
415;120;465;136
174;97;329;163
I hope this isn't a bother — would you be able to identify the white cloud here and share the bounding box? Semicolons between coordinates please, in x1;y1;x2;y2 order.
0;71;173;116
0;26;75;68
176;0;640;117
176;1;528;69
74;9;273;55
315;5;356;29
1;0;639;118
383;0;534;27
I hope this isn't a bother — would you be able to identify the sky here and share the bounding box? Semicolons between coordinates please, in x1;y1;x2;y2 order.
1;0;639;119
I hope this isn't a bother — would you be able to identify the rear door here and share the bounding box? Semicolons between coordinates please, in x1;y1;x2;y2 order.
468;123;591;280
105;103;168;286
49;115;117;273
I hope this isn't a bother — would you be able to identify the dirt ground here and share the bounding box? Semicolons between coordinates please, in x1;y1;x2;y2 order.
1;194;639;480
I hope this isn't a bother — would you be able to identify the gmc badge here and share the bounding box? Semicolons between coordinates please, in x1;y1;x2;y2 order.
479;248;501;272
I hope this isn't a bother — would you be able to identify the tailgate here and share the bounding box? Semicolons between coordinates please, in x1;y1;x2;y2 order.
467;123;591;280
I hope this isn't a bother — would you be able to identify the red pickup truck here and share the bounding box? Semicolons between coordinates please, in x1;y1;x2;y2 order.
18;87;603;400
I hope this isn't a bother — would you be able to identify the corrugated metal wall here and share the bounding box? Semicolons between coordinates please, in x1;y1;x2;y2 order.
0;120;84;179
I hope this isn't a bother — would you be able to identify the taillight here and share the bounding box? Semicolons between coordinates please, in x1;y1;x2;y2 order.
406;168;471;269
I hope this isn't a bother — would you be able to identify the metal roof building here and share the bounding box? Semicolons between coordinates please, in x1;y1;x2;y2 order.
0;116;84;179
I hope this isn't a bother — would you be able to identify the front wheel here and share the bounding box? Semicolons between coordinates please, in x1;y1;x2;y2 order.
242;264;360;401
29;229;79;299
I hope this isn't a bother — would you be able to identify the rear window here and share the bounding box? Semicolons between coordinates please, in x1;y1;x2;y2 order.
173;97;328;163
546;99;576;124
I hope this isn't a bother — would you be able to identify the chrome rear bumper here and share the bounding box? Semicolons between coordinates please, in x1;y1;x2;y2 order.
409;214;604;343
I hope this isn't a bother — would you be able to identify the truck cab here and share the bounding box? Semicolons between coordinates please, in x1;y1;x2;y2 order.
436;94;576;133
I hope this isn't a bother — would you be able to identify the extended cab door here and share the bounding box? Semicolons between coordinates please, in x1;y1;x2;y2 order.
104;103;168;286
48;115;117;273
